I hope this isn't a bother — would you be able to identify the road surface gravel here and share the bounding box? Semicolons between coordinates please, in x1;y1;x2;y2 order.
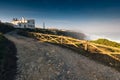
5;31;120;80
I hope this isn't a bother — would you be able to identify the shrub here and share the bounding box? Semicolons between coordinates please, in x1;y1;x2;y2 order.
0;23;15;34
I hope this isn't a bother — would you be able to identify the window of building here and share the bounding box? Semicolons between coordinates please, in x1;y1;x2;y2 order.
28;21;30;23
19;23;21;26
33;21;34;24
24;25;26;28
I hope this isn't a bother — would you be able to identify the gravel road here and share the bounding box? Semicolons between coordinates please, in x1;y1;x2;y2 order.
5;32;120;80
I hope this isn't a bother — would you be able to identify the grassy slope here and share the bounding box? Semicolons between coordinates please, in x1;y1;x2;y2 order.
0;34;17;80
19;28;86;40
0;34;7;62
91;38;120;48
0;23;17;80
0;22;15;64
17;30;120;72
0;22;15;34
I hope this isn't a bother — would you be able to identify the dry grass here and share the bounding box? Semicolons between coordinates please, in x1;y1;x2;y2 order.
17;29;120;72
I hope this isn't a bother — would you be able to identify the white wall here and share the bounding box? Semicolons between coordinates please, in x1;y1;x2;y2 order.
11;19;35;29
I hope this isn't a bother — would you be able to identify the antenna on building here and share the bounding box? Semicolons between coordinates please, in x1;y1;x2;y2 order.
22;17;25;20
43;22;45;29
22;17;25;23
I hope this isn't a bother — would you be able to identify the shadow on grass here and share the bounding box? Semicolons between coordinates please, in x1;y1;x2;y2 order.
0;38;17;80
49;42;120;72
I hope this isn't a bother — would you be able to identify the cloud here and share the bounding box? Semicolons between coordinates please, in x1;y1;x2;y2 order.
76;18;120;33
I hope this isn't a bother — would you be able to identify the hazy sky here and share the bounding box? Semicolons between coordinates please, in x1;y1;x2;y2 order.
0;0;120;41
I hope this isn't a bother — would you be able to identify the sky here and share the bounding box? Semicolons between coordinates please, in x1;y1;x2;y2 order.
0;0;120;42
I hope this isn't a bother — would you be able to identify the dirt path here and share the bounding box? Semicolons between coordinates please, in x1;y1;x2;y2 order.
5;31;120;80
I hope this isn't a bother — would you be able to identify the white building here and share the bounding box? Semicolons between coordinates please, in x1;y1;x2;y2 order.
11;17;35;28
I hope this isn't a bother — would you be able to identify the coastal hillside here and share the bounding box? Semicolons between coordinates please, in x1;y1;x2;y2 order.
0;24;120;80
0;23;14;34
0;23;17;80
4;31;120;80
91;38;120;48
1;0;120;79
0;33;17;80
20;28;86;40
17;29;120;72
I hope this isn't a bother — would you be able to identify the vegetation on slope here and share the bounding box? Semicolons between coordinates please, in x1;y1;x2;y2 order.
19;28;86;40
0;33;7;60
0;22;15;34
91;38;120;48
0;33;17;80
17;30;120;72
0;23;17;80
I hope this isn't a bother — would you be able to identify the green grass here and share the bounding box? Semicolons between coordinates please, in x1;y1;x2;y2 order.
91;38;120;48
